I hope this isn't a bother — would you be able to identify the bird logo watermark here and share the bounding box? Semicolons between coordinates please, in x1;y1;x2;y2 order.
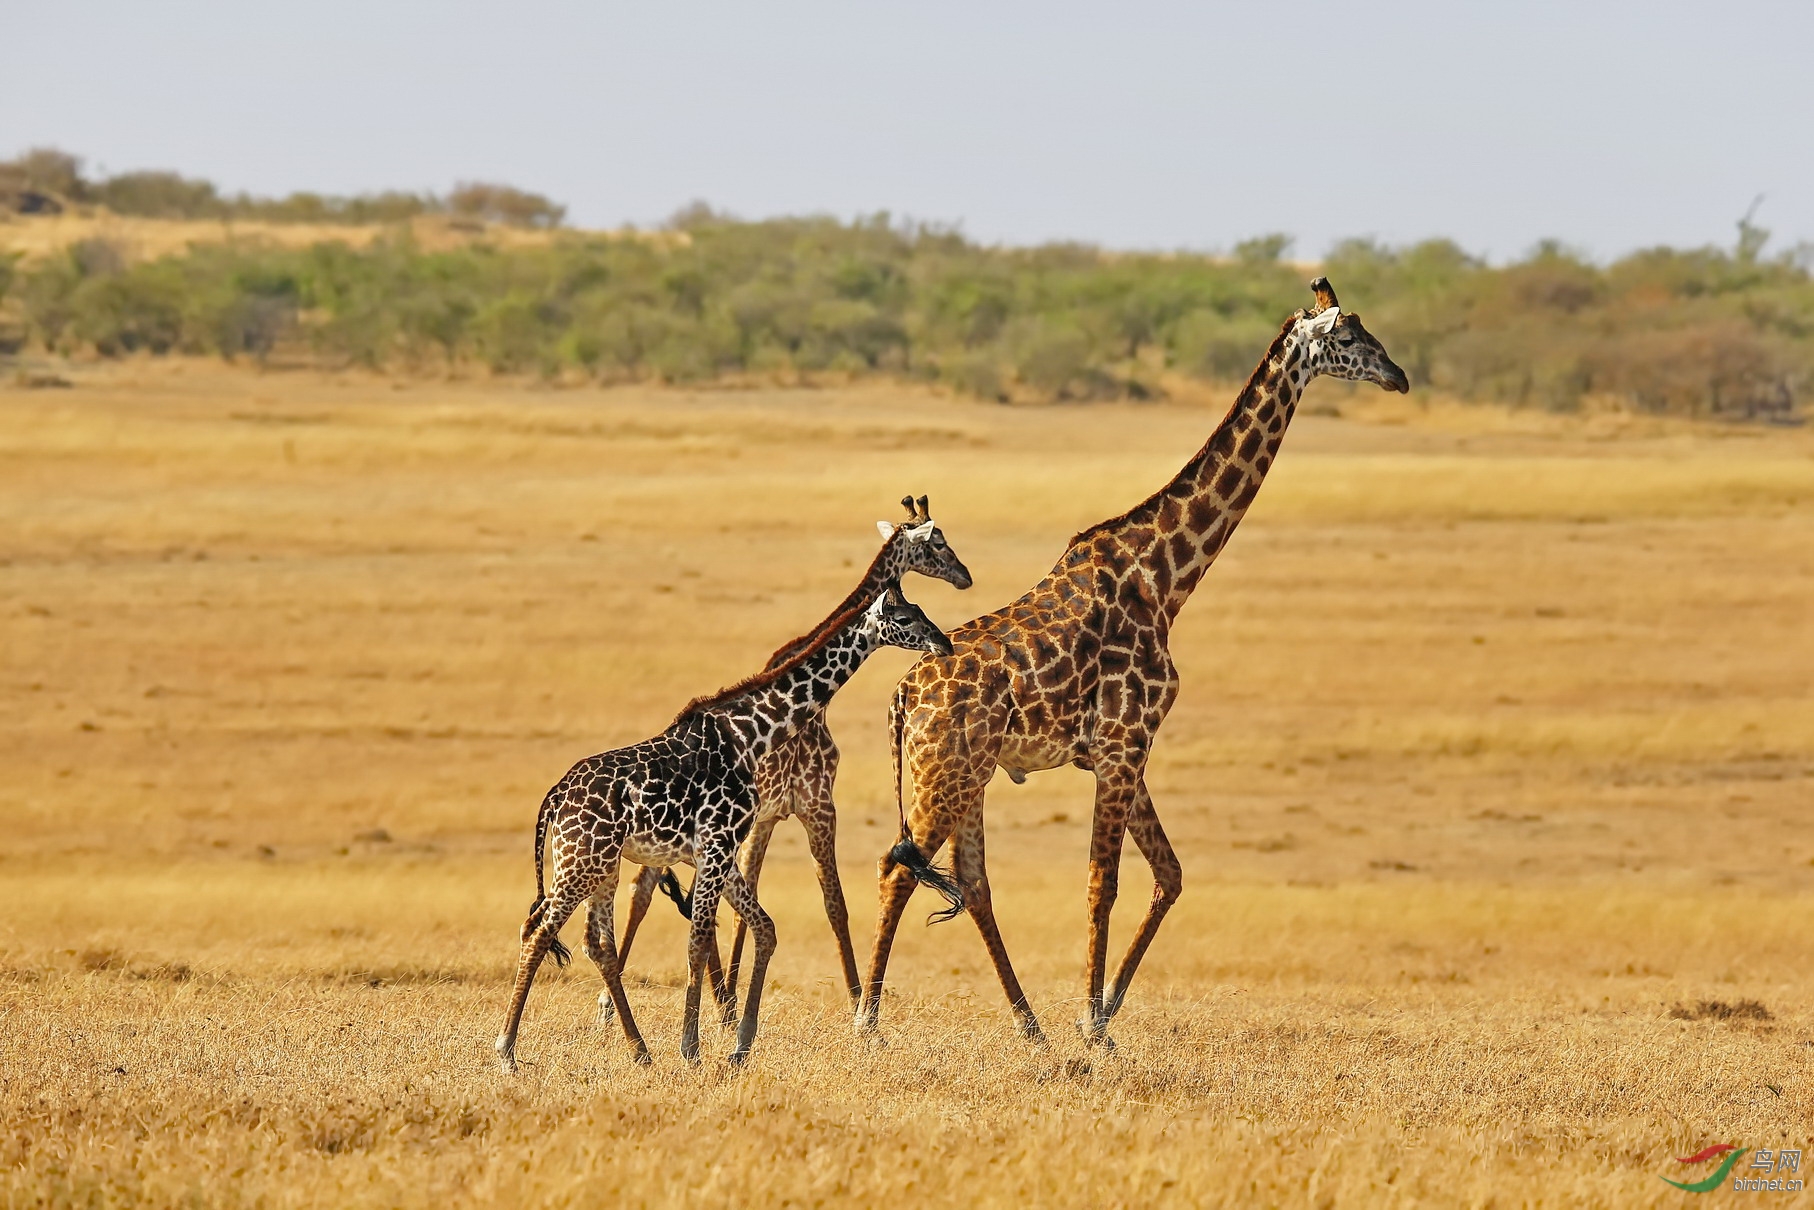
1662;1144;1802;1194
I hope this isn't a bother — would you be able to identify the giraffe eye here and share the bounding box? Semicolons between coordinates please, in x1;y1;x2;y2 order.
1337;334;1354;346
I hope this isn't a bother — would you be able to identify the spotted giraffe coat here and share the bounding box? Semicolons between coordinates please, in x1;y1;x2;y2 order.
859;279;1411;1045
496;586;953;1070
616;496;971;1006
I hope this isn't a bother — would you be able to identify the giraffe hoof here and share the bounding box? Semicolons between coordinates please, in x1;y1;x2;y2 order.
1074;1018;1117;1051
727;1049;751;1067
1017;1017;1049;1047
631;1047;652;1067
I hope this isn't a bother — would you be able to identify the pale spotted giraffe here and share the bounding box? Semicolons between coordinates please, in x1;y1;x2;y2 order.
611;496;972;1011
496;585;952;1071
858;278;1409;1047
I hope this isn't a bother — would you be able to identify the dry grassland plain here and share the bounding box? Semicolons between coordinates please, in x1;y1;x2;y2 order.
0;211;658;268
2;362;1812;1208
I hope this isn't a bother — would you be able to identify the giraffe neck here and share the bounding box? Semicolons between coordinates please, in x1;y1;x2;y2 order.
720;620;879;758
1100;318;1313;619
761;538;908;672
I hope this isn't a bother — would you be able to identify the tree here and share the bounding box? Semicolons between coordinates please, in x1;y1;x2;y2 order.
448;182;565;229
9;147;86;200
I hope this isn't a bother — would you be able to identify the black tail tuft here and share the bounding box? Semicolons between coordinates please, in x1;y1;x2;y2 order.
888;833;965;925
526;894;571;966
657;868;693;920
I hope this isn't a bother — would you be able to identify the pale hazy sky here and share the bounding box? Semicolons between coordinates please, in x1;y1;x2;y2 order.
4;1;1809;261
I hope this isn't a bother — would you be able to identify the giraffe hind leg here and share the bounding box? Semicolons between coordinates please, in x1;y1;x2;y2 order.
495;881;589;1073
1078;766;1141;1049
584;878;651;1065
949;802;1045;1045
856;803;963;1037
726;815;778;1006
800;797;862;1007
1103;784;1182;1022
705;915;737;1030
603;865;662;1024
648;863;736;1024
616;865;662;967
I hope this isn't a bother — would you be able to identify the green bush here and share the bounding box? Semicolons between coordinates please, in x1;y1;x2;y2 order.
6;169;1809;415
93;171;224;219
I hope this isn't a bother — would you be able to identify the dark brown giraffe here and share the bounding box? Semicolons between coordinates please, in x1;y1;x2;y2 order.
856;278;1409;1047
610;497;972;1012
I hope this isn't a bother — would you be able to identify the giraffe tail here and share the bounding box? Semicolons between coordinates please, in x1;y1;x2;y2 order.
527;788;571;968
887;681;965;925
657;868;694;919
889;833;965;925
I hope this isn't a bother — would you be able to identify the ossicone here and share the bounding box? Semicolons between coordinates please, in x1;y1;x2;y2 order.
1309;276;1340;314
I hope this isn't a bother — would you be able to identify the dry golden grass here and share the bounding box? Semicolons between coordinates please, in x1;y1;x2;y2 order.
0;211;661;266
3;361;1812;1207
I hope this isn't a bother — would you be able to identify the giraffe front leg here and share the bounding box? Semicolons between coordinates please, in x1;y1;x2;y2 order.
679;863;727;1065
720;867;777;1066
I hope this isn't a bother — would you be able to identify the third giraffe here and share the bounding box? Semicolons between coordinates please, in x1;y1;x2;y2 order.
857;277;1409;1047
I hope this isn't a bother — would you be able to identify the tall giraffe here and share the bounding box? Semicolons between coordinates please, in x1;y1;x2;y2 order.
612;496;973;1009
856;278;1408;1046
496;585;952;1071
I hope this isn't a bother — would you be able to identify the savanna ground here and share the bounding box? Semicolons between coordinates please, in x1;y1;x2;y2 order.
2;362;1811;1208
0;210;580;267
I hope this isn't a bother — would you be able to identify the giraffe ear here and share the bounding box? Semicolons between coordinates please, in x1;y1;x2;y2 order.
876;521;897;539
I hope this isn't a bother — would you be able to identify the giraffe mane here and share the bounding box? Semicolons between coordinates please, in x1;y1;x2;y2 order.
669;598;874;726
758;530;908;672
1064;311;1302;548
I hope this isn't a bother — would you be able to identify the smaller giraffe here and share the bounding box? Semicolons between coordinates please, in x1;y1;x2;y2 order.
495;584;952;1071
613;495;972;1010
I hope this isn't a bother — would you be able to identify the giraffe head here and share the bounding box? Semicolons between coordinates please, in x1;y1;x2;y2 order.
862;583;954;656
875;494;973;591
1292;277;1409;393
